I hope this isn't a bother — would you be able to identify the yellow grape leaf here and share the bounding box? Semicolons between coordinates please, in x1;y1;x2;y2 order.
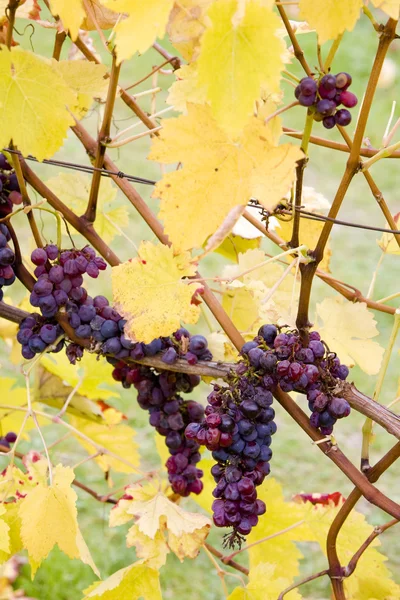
150;104;302;251
222;248;297;331
110;484;211;563
0;46;76;161
0;378;43;439
45;172;128;245
167;0;212;61
167;63;206;112
126;525;168;569
81;0;121;30
36;367;105;422
0;506;10;556
112;241;201;343
372;0;400;18
304;501;400;600
197;0;287;136
228;564;302;600
55;60;108;119
247;478;313;579
69;409;139;474
48;0;85;39
214;234;261;263
0;0;40;22
18;464;98;577
223;286;264;333
83;562;162;600
40;351;119;400
277;186;332;272
299;0;363;44
378;212;400;255
315;297;384;375
102;0;175;63
0;504;22;565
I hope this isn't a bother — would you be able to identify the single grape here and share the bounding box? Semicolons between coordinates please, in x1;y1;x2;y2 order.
0;247;15;266
31;248;48;266
338;91;358;108
189;334;208;356
39;324;58;345
298;93;316;107
335;109;352;126
335;72;352;89
45;244;59;260
320;74;336;91
323;116;336;129
299;77;317;96
316;99;336;116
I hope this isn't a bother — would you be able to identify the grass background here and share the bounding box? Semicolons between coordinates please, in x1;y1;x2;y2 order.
0;3;399;599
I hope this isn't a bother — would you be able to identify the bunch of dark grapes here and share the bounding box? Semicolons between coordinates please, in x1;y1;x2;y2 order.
245;324;350;434
30;245;107;318
17;313;64;359
112;361;205;496
0;224;16;302
107;331;213;496
0;153;22;218
295;72;357;129
186;362;275;546
0;431;17;449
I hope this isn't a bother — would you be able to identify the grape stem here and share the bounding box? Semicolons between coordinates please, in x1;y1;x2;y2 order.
278;569;330;599
289;110;313;250
275;1;312;76
274;387;400;521
344;518;399;577
336;126;400;249
52;30;67;61
5;0;19;49
223;519;305;562
283;126;400;158
10;144;44;249
204;543;249;576
361;310;400;471
243;209;400;316
85;53;121;223
326;442;400;599
362;139;400;170
324;34;344;72
295;17;398;338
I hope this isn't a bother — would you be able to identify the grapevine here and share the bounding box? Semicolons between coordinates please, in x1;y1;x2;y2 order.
0;3;399;600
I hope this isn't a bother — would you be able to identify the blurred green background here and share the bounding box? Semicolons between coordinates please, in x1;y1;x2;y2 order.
0;3;399;599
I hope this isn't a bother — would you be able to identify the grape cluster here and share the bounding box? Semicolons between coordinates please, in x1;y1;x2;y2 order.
112;361;205;496
108;332;213;496
0;224;16;302
295;72;357;129
0;431;17;449
0;153;22;218
17;313;64;359
30;245;107;318
186;363;275;545
245;324;351;434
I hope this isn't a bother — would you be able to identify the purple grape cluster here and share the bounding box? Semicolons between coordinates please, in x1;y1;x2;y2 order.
112;361;205;496
17;313;64;359
0;224;16;302
185;366;274;546
246;324;351;434
29;245;107;318
0;431;17;449
0;153;22;218
295;72;357;129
